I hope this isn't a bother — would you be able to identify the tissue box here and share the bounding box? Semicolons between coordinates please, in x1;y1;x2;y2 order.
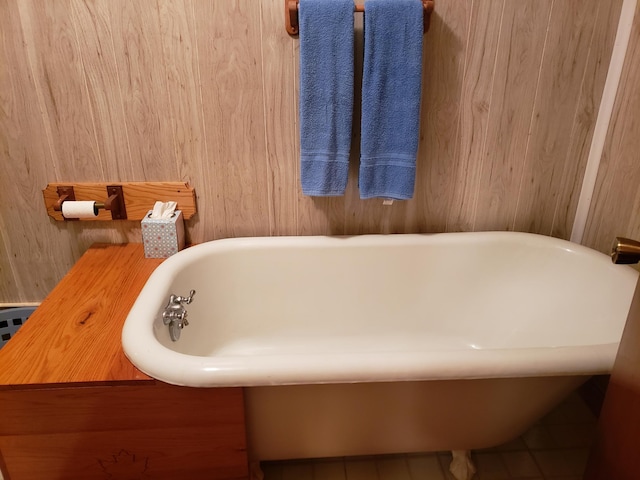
141;210;185;258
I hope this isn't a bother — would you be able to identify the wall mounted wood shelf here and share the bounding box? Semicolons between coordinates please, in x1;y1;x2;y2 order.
43;182;196;221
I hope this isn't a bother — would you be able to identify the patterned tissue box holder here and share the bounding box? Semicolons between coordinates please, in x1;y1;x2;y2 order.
141;210;185;258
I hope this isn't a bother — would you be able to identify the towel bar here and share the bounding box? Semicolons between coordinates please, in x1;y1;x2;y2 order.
285;0;434;36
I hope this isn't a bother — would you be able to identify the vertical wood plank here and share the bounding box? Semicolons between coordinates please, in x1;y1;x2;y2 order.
446;0;504;232
16;0;103;180
260;0;299;236
157;0;211;244
0;0;76;301
406;0;471;233
194;0;271;238
473;0;552;231
108;0;178;181
70;0;132;180
69;0;136;245
551;0;623;240
514;0;601;235
583;0;640;253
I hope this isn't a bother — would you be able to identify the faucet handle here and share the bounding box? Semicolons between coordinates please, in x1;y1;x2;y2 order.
184;289;196;304
172;289;196;305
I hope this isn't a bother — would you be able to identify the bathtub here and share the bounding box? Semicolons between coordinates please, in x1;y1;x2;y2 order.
122;232;638;473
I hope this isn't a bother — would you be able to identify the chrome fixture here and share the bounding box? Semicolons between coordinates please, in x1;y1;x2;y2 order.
162;290;195;341
611;237;640;264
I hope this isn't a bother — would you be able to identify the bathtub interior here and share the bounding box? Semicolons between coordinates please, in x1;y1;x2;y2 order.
153;234;636;358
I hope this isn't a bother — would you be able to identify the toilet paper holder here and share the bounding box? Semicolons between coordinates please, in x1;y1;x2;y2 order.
54;185;127;220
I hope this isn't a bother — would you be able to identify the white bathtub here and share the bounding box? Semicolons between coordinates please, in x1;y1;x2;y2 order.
122;232;638;465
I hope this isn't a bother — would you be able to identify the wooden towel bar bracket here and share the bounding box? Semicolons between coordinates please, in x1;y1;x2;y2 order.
285;0;434;36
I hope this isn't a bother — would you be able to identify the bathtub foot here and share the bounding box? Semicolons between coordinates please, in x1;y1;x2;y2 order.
249;461;264;480
449;450;476;480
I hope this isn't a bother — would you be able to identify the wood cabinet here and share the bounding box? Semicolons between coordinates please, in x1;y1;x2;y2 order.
0;244;248;479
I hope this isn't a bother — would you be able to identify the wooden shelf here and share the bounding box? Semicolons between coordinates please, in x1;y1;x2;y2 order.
43;182;197;221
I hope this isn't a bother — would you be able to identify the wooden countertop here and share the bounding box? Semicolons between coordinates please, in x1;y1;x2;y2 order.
0;244;164;388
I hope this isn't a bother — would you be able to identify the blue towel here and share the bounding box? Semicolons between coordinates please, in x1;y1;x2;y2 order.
299;0;354;196
359;0;423;200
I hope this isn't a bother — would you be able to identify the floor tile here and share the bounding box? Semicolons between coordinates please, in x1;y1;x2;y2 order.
500;450;542;478
531;449;590;478
406;454;446;480
546;422;595;448
376;456;411;480
521;425;557;450
345;458;379;480
314;459;347;480
281;461;314;480
474;452;509;479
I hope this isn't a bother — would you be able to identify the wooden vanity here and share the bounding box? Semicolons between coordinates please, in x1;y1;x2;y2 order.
0;244;248;480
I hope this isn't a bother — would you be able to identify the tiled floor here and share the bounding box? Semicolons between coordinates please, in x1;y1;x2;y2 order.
260;390;596;480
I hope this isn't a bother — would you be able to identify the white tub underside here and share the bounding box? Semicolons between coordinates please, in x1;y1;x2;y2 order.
245;375;586;461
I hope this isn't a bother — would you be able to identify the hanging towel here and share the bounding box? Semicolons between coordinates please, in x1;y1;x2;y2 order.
299;0;354;196
359;0;423;200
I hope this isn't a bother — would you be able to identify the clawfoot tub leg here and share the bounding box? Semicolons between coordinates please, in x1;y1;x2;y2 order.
250;461;264;480
449;450;476;480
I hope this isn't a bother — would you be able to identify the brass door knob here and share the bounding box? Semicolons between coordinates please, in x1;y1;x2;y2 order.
611;237;640;264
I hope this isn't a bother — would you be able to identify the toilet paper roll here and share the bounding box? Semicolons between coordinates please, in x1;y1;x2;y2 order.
61;201;99;219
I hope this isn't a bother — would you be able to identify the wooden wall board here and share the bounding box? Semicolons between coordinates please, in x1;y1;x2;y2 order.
584;1;640;253
0;0;628;302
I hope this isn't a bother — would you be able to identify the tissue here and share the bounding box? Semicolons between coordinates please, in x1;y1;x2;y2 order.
141;201;185;258
151;201;177;219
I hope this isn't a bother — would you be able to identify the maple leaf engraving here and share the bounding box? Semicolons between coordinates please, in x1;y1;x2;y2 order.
98;450;150;479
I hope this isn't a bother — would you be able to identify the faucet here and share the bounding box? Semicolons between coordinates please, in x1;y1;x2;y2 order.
611;237;640;264
162;290;195;341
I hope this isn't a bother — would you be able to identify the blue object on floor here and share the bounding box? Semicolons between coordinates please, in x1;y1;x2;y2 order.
0;307;36;348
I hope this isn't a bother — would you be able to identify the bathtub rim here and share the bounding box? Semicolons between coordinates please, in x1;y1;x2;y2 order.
122;231;639;388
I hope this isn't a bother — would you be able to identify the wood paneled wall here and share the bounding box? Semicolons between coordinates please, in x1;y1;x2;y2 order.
0;0;628;302
583;0;640;254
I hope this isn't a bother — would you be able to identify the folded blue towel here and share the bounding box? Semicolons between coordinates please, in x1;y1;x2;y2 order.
299;0;354;196
359;0;423;200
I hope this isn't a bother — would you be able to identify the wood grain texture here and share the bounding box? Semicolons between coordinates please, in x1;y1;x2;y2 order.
473;0;552;232
0;244;161;386
157;0;210;245
43;181;197;220
195;0;271;239
583;0;640;254
446;0;505;232
0;0;78;302
552;0;624;240
514;0;601;235
260;0;299;236
0;0;625;302
0;383;248;479
108;0;179;181
70;0;132;180
407;0;471;234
